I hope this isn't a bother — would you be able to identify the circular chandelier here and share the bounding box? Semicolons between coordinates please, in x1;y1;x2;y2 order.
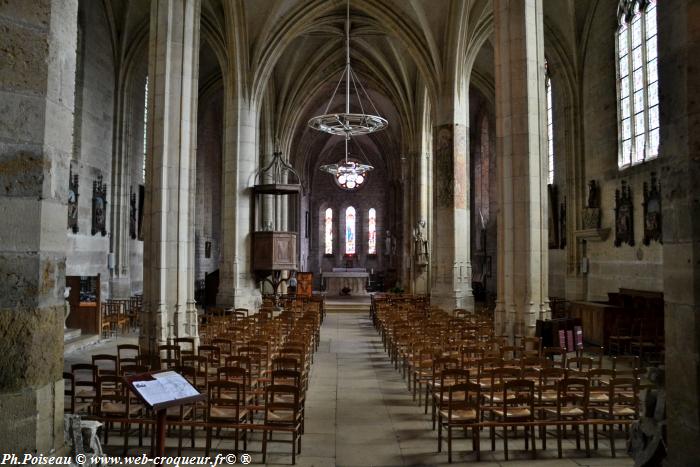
321;158;373;190
307;0;388;137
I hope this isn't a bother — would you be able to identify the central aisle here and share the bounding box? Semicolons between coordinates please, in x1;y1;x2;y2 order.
292;312;420;466
261;312;633;467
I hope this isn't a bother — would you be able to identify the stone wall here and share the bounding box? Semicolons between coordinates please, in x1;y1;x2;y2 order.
65;0;115;298
195;89;223;281
578;3;663;301
308;161;391;289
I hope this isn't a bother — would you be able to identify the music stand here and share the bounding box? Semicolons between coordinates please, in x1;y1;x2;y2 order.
125;370;205;456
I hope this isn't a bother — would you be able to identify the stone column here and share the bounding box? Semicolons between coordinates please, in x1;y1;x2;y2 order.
493;0;549;339
217;92;259;309
431;84;474;311
0;0;78;453
657;1;700;465
140;0;201;354
109;82;133;298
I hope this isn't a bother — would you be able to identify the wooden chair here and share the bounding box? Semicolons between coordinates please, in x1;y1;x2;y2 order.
182;355;210;392
543;346;567;368
544;377;590;458
437;381;481;462
117;344;141;373
427;356;460;421
96;375;143;454
64;372;92;414
492;379;536;460
92;354;119;376
432;368;469;430
566;356;594;375
262;384;303;465
175;337;196;357
608;318;633;355
592;377;639;457
520;336;542;357
71;363;98;411
205;380;249;456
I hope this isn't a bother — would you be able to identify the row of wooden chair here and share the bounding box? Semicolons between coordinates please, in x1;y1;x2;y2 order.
374;299;642;462
65;300;322;464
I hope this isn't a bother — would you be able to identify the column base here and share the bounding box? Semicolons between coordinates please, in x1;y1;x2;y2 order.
431;288;474;311
0;380;64;454
217;287;261;312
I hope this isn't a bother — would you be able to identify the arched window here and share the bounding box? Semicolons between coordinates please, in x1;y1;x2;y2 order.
142;76;149;183
345;206;356;254
324;208;333;255
545;62;554;185
368;208;377;254
617;0;658;168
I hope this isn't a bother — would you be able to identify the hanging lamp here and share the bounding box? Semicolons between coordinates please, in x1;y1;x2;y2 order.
310;0;387;181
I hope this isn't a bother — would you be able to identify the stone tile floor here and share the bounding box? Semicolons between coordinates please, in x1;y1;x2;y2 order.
66;313;634;466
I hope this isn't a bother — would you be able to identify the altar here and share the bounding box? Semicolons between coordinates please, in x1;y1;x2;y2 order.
322;268;369;296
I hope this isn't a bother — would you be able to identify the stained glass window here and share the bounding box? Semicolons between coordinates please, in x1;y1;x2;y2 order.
345;206;356;254
324;208;333;255
545;62;554;185
143;76;149;183
368;208;376;254
616;0;659;168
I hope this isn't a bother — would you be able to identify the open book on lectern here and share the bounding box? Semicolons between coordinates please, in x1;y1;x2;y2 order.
126;370;204;411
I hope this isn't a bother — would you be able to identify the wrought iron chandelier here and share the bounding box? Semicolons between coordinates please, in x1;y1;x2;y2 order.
310;0;387;181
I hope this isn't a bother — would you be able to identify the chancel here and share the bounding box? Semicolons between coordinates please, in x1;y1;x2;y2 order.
1;0;699;465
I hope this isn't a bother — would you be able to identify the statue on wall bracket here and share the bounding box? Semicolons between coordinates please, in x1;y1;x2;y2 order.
129;188;137;240
582;179;601;229
91;174;108;236
67;164;79;233
413;220;429;266
548;184;559;249
614;180;634;247
642;172;662;245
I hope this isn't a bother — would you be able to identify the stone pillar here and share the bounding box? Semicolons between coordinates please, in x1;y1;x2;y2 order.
657;1;700;465
217;93;259;309
431;79;473;310
493;0;549;339
140;0;201;354
0;0;78;453
109;86;133;299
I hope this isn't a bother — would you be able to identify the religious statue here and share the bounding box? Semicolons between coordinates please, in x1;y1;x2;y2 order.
582;179;602;229
642;172;662;245
587;179;599;208
614;180;634;247
91;175;107;236
63;286;71;330
129;190;137;239
413;220;428;265
67;165;79;233
384;230;392;257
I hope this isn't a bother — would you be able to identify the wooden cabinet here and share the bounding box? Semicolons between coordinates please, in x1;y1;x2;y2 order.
66;274;101;335
568;301;624;347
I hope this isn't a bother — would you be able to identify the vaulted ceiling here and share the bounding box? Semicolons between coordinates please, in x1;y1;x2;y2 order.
97;0;596;185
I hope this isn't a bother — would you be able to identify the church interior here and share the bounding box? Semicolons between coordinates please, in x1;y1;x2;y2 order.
1;0;699;465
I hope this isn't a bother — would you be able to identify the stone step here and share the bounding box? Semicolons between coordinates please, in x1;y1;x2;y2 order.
64;333;101;354
325;303;370;313
64;328;81;342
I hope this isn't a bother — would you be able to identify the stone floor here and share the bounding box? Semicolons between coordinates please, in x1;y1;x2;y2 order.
67;313;635;466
